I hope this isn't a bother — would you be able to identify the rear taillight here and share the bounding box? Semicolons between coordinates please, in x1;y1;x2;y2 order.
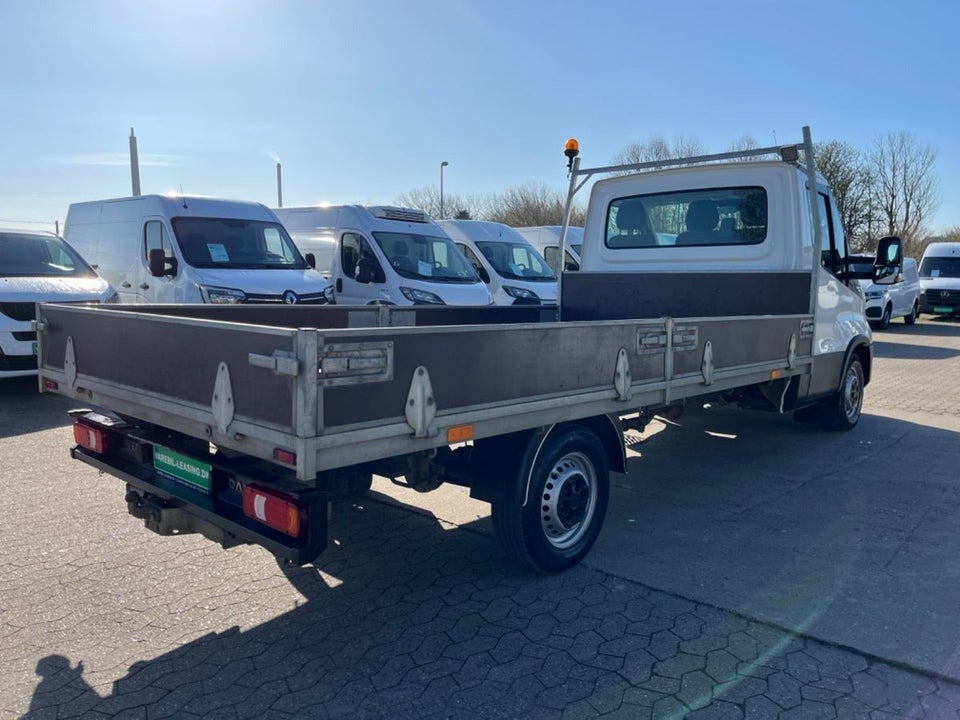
242;485;304;538
73;422;110;453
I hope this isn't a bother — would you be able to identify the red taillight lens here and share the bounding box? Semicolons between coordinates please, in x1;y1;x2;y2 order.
73;422;110;453
242;485;303;538
273;448;296;465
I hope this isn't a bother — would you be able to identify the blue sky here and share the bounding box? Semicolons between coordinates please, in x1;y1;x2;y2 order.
1;0;957;233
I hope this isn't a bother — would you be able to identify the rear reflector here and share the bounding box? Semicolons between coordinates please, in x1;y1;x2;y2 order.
273;448;296;465
73;422;109;453
242;485;303;538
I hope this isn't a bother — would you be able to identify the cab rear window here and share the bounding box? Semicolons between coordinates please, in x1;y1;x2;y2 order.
606;187;768;249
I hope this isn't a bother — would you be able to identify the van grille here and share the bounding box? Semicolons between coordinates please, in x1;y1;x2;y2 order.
924;289;960;302
243;292;329;305
0;303;35;321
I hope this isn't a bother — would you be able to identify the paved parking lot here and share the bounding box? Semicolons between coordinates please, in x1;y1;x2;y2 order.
2;317;959;719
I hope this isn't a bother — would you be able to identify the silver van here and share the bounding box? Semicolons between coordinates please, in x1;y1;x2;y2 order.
861;256;921;328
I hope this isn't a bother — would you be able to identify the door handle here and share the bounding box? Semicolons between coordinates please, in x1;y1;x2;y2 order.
139;283;150;290
121;281;132;288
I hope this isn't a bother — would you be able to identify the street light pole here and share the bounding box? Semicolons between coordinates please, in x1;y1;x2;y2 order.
440;161;449;219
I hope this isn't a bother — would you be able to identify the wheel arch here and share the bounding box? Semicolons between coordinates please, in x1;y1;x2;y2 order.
845;335;872;388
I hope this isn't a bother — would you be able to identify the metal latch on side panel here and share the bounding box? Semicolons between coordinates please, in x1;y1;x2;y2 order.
64;336;78;389
637;330;667;355
799;319;815;339
701;341;714;385
614;348;632;401
405;366;437;438
211;362;236;434
787;333;797;370
673;325;699;352
318;341;393;387
248;350;299;377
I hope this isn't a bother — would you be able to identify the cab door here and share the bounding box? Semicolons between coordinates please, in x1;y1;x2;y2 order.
334;232;381;305
137;218;178;303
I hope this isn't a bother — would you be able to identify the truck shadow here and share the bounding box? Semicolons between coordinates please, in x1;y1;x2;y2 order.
871;340;960;360
0;376;76;438
21;407;960;717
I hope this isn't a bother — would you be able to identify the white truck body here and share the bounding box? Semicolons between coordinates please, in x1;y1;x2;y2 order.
38;128;903;573
273;205;492;306
514;225;583;273
918;242;960;316
437;220;558;306
64;195;332;304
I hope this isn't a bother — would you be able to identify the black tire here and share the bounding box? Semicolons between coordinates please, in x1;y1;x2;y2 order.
904;301;918;325
492;426;609;573
821;355;865;431
876;304;891;330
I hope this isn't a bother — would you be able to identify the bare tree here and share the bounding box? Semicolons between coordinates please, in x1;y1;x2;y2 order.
394;186;475;220
869;131;940;256
813;140;874;252
613;135;708;167
475;183;586;227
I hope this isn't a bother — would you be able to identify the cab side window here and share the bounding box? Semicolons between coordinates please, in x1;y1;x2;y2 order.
342;233;373;279
816;193;841;276
144;221;172;262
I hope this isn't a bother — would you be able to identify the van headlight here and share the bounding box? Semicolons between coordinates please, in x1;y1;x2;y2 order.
863;289;886;300
399;287;445;305
503;286;540;300
202;286;246;304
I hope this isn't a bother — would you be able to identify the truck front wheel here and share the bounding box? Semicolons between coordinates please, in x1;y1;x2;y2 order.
822;355;865;431
492;426;610;573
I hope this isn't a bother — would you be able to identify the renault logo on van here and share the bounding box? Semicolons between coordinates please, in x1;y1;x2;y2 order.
943;291;952;299
283;290;299;305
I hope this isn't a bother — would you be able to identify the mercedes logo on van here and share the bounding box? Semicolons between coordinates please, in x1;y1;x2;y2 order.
283;290;299;304
942;291;952;299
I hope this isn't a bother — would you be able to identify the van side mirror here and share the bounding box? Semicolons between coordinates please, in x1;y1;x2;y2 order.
474;264;490;284
305;252;316;269
872;236;903;285
148;248;177;278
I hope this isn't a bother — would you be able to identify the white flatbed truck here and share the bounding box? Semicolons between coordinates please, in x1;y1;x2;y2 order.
37;128;903;572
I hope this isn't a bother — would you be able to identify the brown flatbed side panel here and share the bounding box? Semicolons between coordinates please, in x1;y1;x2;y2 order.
41;307;297;428
672;316;813;376
562;272;811;320
321;323;665;428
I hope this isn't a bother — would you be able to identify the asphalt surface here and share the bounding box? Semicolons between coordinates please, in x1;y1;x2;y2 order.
2;316;959;719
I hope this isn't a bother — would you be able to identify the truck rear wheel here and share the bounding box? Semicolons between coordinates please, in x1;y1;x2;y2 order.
492;426;609;573
821;355;864;431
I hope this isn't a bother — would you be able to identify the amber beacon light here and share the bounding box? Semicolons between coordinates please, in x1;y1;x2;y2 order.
564;138;580;172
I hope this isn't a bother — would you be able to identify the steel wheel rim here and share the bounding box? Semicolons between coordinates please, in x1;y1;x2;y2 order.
539;451;597;550
843;365;863;424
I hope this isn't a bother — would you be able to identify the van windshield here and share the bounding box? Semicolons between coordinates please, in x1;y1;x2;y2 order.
0;232;97;278
920;256;960;278
475;241;556;281
372;232;479;283
172;218;308;269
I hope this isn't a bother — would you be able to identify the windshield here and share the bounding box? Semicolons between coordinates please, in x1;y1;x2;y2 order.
920;256;960;278
172;217;308;269
475;241;555;281
0;232;97;278
373;231;479;283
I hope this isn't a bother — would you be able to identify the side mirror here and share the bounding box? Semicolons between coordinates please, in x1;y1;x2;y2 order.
305;252;316;269
564;261;579;271
148;248;177;278
474;264;490;283
873;236;903;285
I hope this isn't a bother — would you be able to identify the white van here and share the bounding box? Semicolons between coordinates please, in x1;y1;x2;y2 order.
64;195;333;304
273;205;492;306
860;256;921;328
438;220;557;306
514;225;583;273
918;241;960;317
1;229;117;378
